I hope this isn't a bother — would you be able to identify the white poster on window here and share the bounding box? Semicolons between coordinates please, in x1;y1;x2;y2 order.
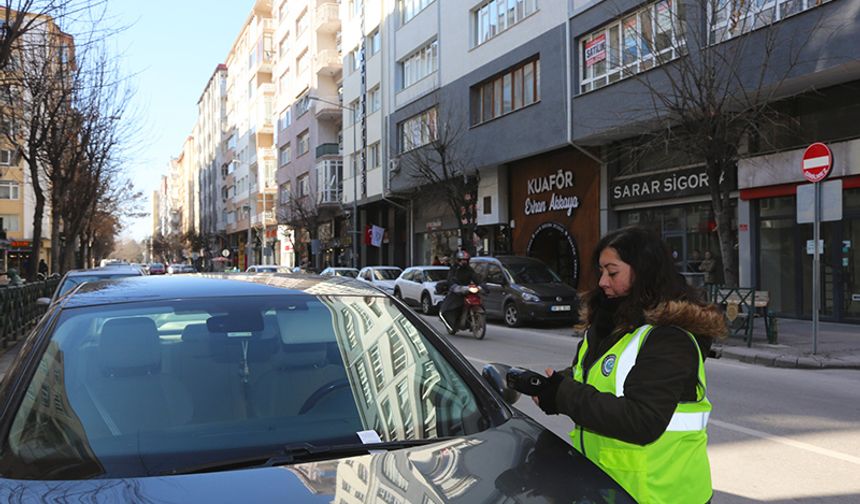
371;225;385;248
585;34;606;67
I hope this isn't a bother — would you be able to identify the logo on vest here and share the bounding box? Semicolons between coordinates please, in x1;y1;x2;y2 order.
601;354;617;377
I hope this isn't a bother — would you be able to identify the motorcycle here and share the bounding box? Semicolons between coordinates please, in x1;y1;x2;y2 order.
444;283;486;340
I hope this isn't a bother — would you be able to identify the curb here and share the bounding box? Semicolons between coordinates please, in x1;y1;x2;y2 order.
713;344;860;370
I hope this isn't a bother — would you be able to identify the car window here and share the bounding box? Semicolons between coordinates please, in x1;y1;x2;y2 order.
424;269;448;282
485;265;505;285
372;269;401;281
471;263;487;281
1;295;487;480
361;270;372;280
401;270;413;282
506;261;561;284
338;270;358;278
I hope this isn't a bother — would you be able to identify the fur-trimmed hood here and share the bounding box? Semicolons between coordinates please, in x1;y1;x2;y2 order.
643;301;726;340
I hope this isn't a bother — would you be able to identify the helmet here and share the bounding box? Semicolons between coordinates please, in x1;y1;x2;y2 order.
455;250;470;261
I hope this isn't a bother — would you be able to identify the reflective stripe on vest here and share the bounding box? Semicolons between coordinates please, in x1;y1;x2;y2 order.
666;411;710;431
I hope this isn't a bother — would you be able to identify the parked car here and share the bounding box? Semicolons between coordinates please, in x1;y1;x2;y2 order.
0;275;632;502
246;265;292;273
393;266;449;314
319;267;360;278
356;266;403;294
37;266;145;306
470;256;580;327
148;262;166;275
168;264;197;274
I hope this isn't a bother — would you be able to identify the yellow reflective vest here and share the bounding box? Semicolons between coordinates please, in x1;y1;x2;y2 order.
571;324;712;503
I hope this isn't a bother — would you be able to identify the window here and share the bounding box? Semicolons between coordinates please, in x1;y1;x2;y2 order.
278;143;291;166
278;0;288;21
474;0;538;46
471;58;539;125
279;182;291;204
0;214;19;231
400;0;434;24
0;180;19;200
297;173;310;197
579;0;683;94
0;118;13;136
367;29;381;56
296;8;309;36
398;107;437;152
0;149;11;165
368;86;381;113
278;69;288;95
348;47;361;74
368;142;380;169
400;40;437;89
709;0;830;43
297;130;310;156
278;107;292;130
350;99;360;125
295;93;311;117
296;50;309;79
279;33;289;59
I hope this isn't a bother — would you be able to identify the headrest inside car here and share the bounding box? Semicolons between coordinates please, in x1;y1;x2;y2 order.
98;317;161;375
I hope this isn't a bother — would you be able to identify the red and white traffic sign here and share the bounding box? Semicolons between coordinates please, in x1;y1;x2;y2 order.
801;142;833;183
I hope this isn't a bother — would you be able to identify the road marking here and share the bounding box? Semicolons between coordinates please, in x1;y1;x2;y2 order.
710;419;860;466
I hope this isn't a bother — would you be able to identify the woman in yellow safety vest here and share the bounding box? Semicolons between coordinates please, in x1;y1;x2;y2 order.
533;226;726;504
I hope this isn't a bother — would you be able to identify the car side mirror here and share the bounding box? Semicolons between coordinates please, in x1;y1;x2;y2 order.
36;297;51;306
482;363;521;405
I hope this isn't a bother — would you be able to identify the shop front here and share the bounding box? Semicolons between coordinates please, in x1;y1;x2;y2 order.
739;138;860;323
610;164;738;286
509;149;600;290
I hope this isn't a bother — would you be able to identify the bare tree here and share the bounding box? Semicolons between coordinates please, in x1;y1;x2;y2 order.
277;190;322;267
397;107;480;255
592;0;835;286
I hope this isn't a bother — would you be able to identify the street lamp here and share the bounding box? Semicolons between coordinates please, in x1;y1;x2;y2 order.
308;95;360;269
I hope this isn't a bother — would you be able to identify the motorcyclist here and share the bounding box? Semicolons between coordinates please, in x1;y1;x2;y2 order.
439;250;480;333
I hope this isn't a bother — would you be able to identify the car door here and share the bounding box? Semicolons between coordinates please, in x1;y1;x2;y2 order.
406;270;423;303
483;263;508;318
399;269;415;302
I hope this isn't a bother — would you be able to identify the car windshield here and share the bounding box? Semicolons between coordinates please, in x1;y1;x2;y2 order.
373;269;401;280
1;295;487;480
336;270;358;278
505;261;562;284
425;269;449;282
57;274;140;297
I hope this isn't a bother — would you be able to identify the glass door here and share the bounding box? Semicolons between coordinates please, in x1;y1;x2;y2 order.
841;219;860;320
663;232;687;272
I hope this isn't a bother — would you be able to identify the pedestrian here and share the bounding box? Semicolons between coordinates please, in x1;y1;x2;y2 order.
530;226;726;504
699;250;717;285
432;255;442;266
38;259;48;277
5;268;24;286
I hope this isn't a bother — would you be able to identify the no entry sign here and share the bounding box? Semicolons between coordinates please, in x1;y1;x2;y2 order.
802;143;833;183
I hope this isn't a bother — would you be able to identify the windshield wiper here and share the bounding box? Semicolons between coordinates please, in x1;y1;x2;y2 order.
164;437;454;475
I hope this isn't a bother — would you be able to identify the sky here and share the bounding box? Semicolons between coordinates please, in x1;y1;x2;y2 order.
102;0;252;242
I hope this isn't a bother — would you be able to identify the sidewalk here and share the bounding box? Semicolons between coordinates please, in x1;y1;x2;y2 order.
713;317;860;369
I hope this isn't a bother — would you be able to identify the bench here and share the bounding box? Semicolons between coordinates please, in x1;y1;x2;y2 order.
713;288;776;347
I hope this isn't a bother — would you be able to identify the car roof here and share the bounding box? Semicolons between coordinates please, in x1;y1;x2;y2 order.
64;267;143;276
60;273;385;308
408;265;449;270
471;255;541;264
363;266;401;270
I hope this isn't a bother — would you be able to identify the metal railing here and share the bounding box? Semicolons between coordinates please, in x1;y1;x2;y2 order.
0;278;58;349
316;143;340;158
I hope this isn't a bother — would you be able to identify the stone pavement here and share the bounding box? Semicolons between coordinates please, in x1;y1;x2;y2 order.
713;317;860;369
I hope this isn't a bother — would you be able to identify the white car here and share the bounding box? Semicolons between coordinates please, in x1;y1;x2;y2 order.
393;266;449;314
319;267;360;278
246;265;292;273
356;266;403;294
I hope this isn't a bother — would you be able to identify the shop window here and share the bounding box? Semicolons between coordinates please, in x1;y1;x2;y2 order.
483;196;492;215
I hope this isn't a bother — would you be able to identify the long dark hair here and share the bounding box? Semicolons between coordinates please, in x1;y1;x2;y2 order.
585;226;704;332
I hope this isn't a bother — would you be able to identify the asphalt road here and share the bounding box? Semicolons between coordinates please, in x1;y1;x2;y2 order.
418;313;860;503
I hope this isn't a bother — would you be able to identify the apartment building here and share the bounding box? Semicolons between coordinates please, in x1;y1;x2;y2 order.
195;64;229;250
222;0;278;269
272;0;344;269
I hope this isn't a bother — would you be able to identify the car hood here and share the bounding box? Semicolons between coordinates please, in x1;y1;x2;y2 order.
515;282;578;298
0;416;631;503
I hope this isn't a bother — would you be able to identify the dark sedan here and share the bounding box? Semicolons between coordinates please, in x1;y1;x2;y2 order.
471;256;580;327
0;275;630;503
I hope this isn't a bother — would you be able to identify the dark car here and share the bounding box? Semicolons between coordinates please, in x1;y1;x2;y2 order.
0;274;631;503
37;266;146;306
470;256;580;327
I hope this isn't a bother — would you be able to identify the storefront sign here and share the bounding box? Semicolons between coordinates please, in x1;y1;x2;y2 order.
524;169;580;217
585;34;606;67
610;166;737;205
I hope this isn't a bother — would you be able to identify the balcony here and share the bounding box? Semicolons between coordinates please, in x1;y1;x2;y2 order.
313;49;342;77
315;3;340;34
313;96;342;121
317;159;343;206
316;143;341;159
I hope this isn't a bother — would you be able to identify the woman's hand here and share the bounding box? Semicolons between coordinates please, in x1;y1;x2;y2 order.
532;368;555;406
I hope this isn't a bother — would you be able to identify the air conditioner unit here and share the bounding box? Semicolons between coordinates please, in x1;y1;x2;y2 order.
388;158;400;173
